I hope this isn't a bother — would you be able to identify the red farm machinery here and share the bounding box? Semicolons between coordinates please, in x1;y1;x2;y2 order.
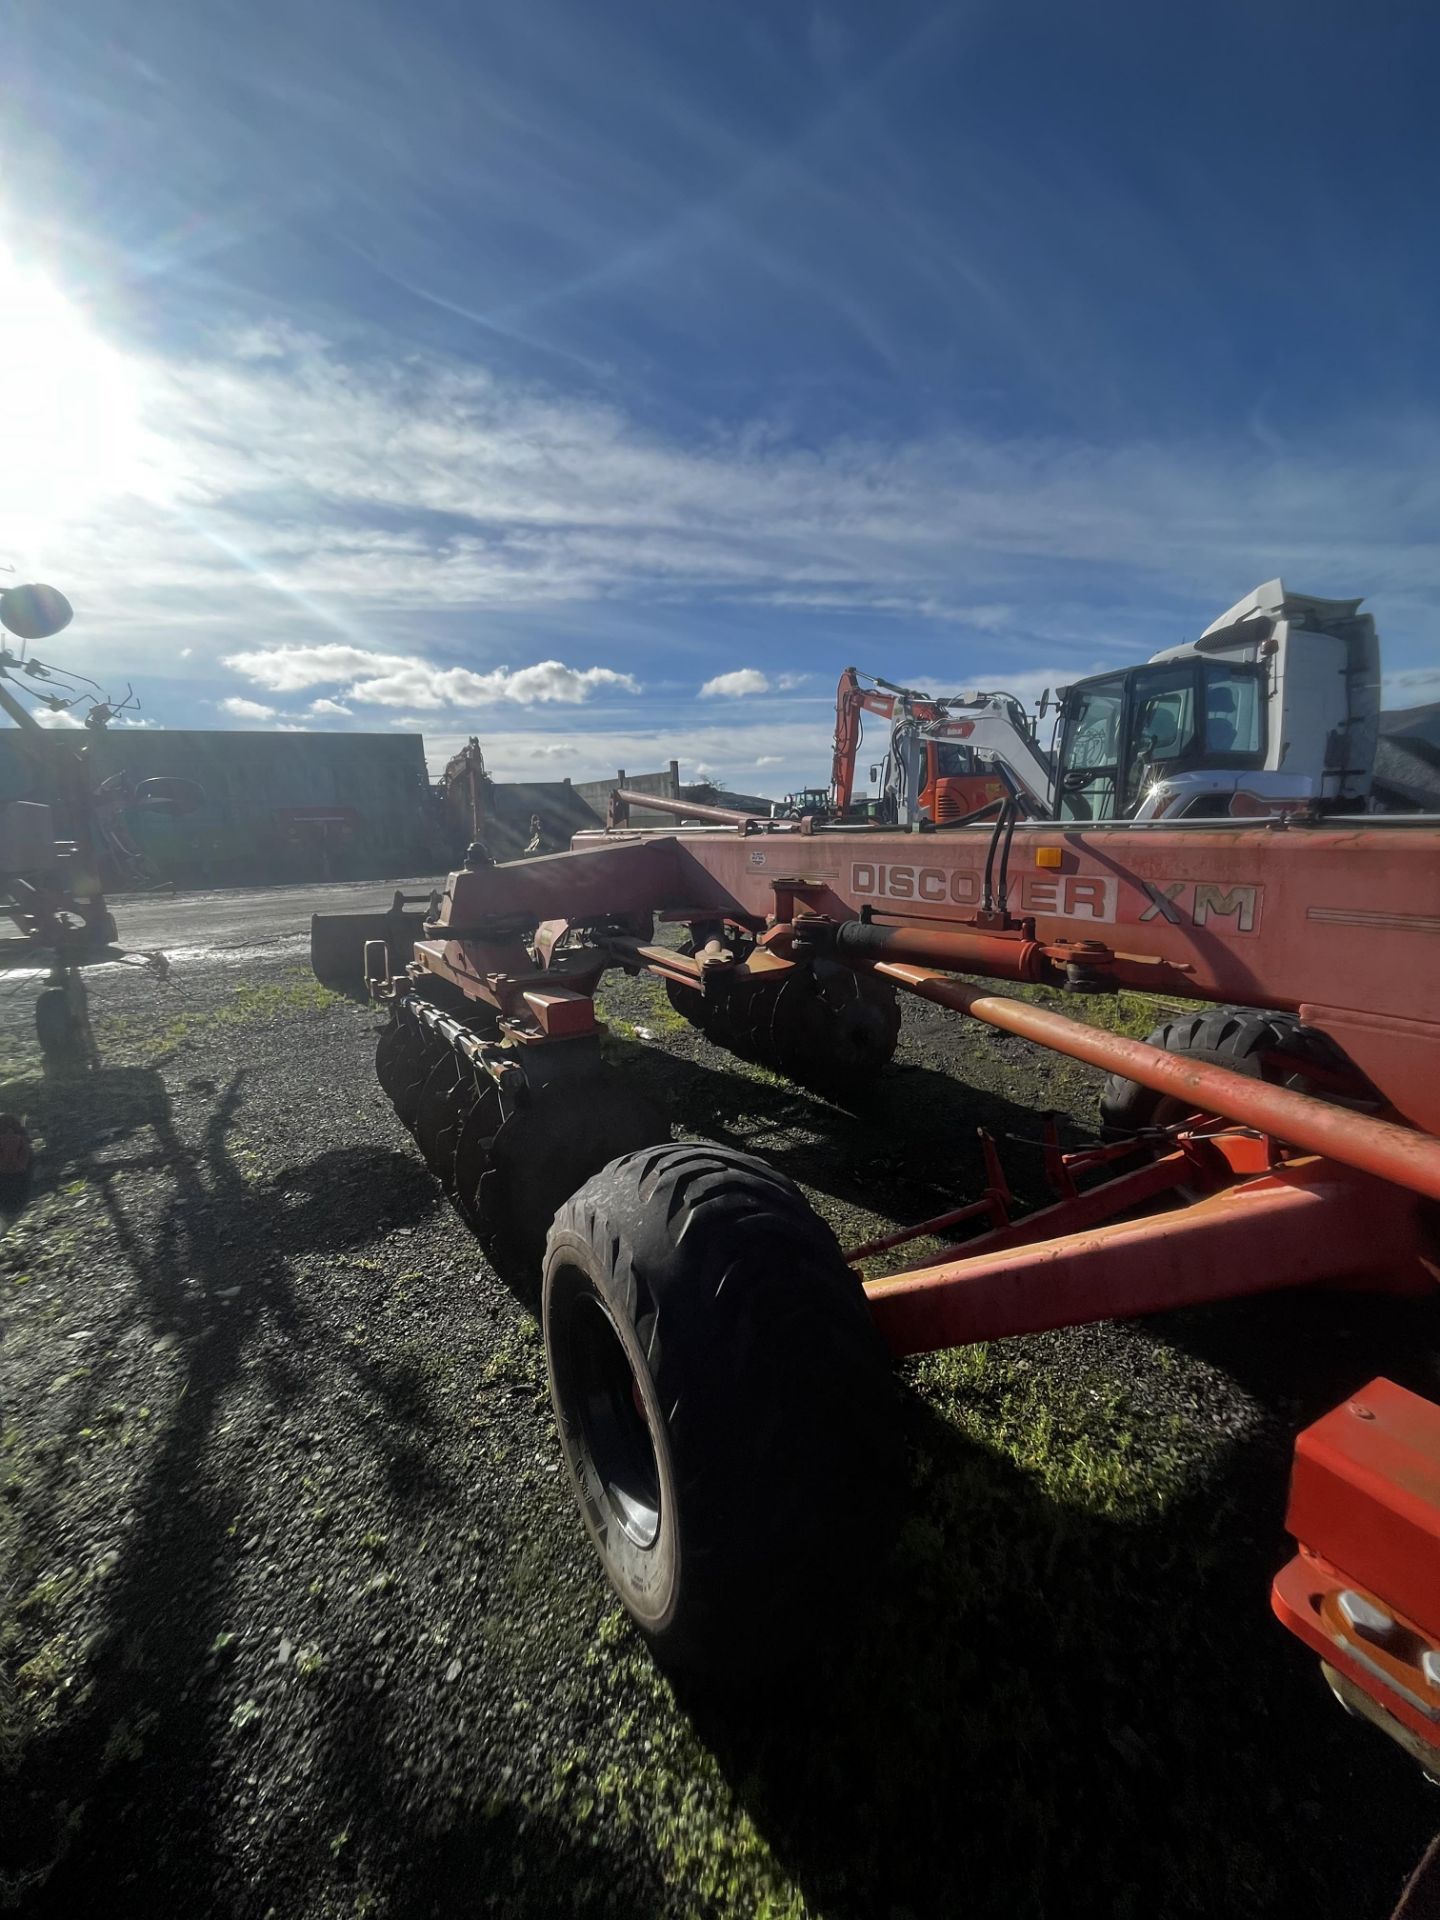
312;786;1440;1745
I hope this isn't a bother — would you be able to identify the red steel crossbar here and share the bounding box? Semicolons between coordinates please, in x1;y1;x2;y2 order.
859;959;1440;1205
863;1156;1432;1358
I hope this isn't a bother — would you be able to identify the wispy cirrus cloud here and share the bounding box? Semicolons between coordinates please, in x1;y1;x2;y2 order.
30;321;1440;682
7;286;1439;774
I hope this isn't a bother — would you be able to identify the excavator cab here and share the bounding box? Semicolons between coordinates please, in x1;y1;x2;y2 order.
1055;659;1267;820
918;739;1007;823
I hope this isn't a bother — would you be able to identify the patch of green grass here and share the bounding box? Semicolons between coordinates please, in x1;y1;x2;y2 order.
479;1325;544;1392
1001;979;1185;1041
17;1571;77;1621
912;1342;1199;1517
97;974;347;1065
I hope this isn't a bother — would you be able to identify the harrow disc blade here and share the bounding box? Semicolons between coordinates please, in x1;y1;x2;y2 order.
480;1078;668;1274
698;981;749;1055
393;1023;450;1133
769;961;900;1096
664;972;706;1031
376;1012;423;1108
415;1050;473;1188
452;1080;504;1231
728;978;784;1065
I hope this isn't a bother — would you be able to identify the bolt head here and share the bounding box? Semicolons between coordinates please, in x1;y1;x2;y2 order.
1338;1590;1396;1640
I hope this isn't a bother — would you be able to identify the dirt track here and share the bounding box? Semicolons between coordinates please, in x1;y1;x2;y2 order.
2;879;1437;1919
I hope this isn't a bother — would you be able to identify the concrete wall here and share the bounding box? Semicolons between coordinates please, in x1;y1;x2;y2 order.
474;778;602;860
0;727;443;887
572;761;681;829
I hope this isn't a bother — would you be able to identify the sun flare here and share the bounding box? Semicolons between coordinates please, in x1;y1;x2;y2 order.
0;241;152;543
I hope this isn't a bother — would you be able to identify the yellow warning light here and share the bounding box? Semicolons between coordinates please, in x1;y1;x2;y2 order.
1034;846;1064;869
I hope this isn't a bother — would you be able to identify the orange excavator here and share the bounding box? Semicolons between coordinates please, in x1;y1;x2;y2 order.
829;666;1028;823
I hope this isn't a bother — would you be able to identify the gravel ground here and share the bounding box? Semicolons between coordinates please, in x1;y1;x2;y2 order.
2;885;1438;1919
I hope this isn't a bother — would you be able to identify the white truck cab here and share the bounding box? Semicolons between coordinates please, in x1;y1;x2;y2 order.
1054;580;1381;821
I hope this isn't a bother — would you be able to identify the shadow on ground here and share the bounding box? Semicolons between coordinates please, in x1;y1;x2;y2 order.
6;1060;1439;1920
3;1064;451;1915
676;1321;1439;1920
600;1028;1082;1227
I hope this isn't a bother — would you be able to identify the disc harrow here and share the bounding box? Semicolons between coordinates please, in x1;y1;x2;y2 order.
375;986;665;1269
315;801;1440;1694
665;941;900;1093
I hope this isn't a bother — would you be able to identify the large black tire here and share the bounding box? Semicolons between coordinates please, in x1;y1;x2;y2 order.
542;1144;902;1674
1098;1006;1355;1135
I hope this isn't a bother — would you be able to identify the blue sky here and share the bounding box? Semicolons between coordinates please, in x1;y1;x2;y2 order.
3;0;1438;791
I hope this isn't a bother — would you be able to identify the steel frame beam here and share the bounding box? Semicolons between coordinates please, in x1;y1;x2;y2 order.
864;1157;1432;1358
859;959;1440;1204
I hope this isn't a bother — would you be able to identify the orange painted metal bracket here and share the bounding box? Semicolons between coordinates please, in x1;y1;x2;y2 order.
1273;1379;1440;1762
520;988;597;1039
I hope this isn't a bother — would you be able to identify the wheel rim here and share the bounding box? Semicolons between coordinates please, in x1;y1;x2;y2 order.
566;1291;660;1549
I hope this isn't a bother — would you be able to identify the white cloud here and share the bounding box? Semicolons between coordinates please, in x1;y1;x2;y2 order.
754;754;784;767
222;643;405;693
224;642;637;710
700;668;770;698
777;673;809;691
220;695;277;720
33;706;83;728
5;293;1438;713
179;647;193;659
309;697;352;716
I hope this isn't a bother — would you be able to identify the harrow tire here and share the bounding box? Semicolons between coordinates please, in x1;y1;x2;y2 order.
1098;1006;1353;1135
542;1143;902;1675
